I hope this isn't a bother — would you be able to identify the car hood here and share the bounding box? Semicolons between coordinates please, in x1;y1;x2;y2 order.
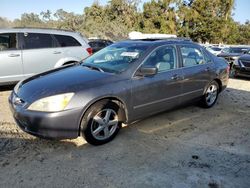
15;65;117;103
239;54;250;61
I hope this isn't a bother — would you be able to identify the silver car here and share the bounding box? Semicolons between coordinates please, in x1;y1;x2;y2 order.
0;28;92;85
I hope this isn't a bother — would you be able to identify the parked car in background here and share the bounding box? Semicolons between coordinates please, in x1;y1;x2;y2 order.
88;39;113;53
233;50;250;78
217;47;250;68
206;46;222;56
0;28;92;85
9;38;229;145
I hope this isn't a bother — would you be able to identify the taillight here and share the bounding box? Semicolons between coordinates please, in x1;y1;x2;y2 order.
86;48;93;55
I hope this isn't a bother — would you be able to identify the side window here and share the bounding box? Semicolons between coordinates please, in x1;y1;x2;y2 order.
23;33;54;49
180;46;206;67
143;46;177;73
0;33;17;51
203;49;212;63
54;35;81;47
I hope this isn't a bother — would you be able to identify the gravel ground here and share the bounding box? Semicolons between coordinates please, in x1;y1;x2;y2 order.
0;78;250;188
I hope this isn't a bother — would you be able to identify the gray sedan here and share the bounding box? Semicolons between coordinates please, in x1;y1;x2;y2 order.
9;39;229;145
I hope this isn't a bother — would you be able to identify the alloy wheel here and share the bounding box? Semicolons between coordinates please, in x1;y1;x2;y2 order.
205;84;218;106
91;109;119;140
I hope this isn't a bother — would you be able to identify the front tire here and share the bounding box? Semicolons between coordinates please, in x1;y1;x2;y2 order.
200;81;219;108
80;101;121;145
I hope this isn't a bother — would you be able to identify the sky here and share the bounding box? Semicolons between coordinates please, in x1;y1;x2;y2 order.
0;0;249;24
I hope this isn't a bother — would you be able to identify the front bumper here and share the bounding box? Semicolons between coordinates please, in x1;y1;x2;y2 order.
233;65;250;78
9;92;83;139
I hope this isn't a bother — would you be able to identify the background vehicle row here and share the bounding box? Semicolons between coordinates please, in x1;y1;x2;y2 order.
0;28;92;85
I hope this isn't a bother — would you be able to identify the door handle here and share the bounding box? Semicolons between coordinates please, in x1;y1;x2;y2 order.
53;51;62;54
8;54;20;57
171;74;180;80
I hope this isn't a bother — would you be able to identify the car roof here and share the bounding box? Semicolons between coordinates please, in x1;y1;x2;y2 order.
0;28;79;35
117;39;196;47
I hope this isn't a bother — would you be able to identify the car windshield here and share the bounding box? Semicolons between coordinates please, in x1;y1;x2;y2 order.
222;48;229;53
82;43;149;73
211;47;221;51
229;48;247;54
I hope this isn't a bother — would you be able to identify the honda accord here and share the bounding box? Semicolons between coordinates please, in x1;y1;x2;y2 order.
9;39;229;145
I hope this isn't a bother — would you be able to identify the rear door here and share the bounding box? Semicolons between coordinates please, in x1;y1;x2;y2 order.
53;34;87;61
131;45;183;119
0;32;23;83
178;45;213;102
20;32;63;78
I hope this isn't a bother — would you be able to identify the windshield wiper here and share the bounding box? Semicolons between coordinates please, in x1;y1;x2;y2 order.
82;64;104;72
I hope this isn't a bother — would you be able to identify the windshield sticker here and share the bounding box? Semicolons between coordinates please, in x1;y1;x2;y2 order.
121;52;139;58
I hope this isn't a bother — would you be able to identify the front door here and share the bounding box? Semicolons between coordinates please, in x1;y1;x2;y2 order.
131;45;183;120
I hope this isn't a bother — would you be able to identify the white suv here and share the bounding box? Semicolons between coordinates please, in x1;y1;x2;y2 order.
0;28;92;85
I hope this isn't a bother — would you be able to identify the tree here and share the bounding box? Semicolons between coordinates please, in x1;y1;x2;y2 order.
40;10;52;22
0;17;12;28
13;13;44;27
177;0;236;43
82;0;139;40
1;0;249;44
54;9;83;31
138;0;178;34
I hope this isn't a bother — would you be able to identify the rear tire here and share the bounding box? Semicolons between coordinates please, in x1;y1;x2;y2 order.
80;101;121;145
200;81;219;108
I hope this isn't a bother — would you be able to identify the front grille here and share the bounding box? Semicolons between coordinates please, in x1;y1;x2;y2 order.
241;60;250;68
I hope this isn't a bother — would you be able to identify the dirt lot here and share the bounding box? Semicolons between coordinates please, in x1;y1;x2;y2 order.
0;78;250;188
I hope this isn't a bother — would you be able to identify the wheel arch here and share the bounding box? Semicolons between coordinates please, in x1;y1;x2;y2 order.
214;78;222;92
78;96;128;136
62;61;77;66
54;57;80;68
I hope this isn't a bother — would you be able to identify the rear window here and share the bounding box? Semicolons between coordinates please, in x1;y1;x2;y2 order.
23;33;55;49
54;35;81;47
89;41;106;48
0;33;17;51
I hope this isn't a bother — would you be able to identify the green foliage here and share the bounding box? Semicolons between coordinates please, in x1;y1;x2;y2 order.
0;17;13;28
139;0;177;34
177;0;236;43
0;0;249;44
13;13;45;28
236;21;250;44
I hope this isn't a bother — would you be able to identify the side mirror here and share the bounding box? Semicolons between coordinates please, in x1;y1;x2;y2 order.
136;65;158;77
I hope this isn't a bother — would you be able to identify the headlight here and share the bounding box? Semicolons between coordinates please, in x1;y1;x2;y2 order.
28;93;74;112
